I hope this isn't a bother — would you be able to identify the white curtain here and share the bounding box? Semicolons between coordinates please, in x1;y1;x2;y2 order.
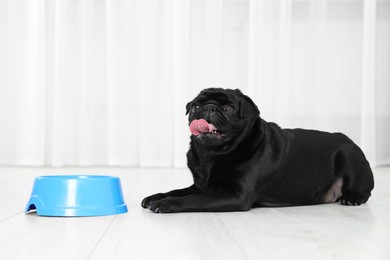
0;0;389;168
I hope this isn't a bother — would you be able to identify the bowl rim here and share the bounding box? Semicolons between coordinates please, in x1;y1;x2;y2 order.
35;175;119;180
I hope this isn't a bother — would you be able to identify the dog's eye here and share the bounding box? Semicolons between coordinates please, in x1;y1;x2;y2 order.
224;106;233;112
191;105;200;113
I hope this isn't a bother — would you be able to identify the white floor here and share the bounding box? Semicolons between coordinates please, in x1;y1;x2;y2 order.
0;167;389;260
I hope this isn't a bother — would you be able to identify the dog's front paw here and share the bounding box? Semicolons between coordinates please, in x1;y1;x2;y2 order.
149;198;182;213
141;193;167;209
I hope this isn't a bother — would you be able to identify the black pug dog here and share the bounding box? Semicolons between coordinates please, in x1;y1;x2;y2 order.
142;88;374;213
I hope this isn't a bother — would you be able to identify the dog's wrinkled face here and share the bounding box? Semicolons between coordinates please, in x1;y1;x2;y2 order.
186;88;260;148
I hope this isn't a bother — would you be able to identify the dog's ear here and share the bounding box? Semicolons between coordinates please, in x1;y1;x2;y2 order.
238;93;260;119
185;102;191;115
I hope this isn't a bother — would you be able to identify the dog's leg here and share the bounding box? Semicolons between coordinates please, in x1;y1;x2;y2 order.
148;191;252;213
141;185;200;209
335;145;374;206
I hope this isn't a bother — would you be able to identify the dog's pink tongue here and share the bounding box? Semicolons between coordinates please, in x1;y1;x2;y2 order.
190;119;216;136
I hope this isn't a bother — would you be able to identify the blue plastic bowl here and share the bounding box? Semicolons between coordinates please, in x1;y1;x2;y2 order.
25;175;128;217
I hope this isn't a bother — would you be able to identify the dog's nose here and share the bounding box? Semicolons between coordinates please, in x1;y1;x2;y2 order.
201;104;219;122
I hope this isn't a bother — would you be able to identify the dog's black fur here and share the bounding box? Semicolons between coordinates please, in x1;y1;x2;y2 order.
142;88;374;213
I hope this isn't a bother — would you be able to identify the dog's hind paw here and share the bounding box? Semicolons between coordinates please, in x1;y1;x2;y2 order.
338;192;368;206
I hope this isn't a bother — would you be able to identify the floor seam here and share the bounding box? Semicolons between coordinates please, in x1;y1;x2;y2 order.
87;215;117;260
0;211;23;224
86;174;142;259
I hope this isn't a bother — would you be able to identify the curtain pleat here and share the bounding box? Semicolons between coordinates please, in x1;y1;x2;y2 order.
361;0;377;166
